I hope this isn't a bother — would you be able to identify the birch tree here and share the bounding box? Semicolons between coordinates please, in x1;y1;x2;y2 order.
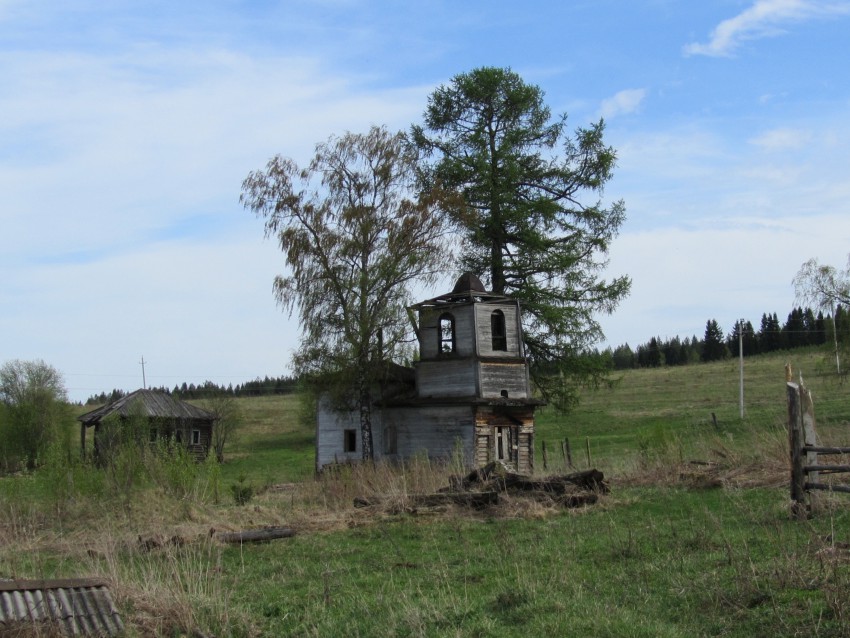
794;255;850;374
241;126;456;459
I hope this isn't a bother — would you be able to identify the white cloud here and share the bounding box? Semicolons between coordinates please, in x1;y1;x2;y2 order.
0;46;429;263
749;127;812;151
599;88;647;119
599;213;850;348
683;0;850;57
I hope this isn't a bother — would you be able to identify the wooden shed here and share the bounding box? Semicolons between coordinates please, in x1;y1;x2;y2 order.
78;389;216;461
316;273;543;473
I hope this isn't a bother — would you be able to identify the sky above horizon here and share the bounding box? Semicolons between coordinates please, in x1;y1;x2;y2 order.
3;0;850;402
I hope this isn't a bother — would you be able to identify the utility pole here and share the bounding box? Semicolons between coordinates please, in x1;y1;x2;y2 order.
140;356;147;389
738;319;744;419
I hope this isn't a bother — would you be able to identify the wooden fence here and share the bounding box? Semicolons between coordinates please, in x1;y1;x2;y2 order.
787;377;850;519
541;437;593;471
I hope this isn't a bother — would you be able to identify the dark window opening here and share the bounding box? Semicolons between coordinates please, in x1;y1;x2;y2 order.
439;313;456;354
491;310;507;351
495;426;515;463
383;425;397;455
192;429;201;445
343;429;357;453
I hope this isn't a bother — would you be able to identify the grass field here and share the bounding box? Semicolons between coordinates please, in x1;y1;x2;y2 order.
2;347;850;636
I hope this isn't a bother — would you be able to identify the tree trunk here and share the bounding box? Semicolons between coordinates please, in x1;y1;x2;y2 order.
359;374;374;461
217;527;295;543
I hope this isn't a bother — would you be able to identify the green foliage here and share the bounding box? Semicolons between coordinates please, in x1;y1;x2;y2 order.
242;125;459;459
413;66;630;410
230;475;254;505
203;394;243;463
702;319;729;362
0;359;70;471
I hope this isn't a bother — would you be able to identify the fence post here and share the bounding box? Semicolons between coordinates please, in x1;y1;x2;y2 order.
787;381;808;519
542;440;548;471
800;383;820;514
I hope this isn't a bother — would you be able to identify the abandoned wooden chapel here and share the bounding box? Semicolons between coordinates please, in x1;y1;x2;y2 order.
316;273;543;473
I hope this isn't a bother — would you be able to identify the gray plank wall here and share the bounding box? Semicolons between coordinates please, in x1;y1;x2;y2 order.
416;358;477;398
316;396;384;468
385;405;475;464
418;304;477;359
474;302;522;357
317;399;475;469
478;362;530;399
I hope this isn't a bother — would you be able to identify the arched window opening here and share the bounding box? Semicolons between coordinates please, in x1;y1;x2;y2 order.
439;313;455;354
491;310;507;351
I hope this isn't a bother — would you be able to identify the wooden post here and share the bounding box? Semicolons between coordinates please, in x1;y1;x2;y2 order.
542;440;548;471
800;383;820;514
565;438;573;469
787;381;807;519
585;437;592;468
80;423;87;461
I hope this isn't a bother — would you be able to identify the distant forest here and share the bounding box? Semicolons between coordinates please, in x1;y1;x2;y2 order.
85;375;299;405
86;305;850;404
605;305;850;370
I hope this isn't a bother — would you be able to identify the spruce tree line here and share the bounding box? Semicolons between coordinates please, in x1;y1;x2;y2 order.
85;375;299;405
607;306;845;370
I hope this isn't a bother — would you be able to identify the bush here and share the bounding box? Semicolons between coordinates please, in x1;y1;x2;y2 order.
231;476;254;505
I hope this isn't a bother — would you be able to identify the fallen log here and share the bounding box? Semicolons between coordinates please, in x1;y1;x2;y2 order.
496;469;608;494
354;491;500;510
507;489;600;508
216;527;295;543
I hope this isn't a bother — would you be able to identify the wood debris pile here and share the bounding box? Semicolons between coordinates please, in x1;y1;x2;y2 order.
354;461;608;512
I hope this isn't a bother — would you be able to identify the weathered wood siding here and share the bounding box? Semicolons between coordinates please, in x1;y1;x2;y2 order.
478;362;530;399
475;302;523;357
473;406;534;474
317;398;475;469
316;396;384;470
416;359;477;398
417;304;477;360
383;405;475;464
185;424;212;460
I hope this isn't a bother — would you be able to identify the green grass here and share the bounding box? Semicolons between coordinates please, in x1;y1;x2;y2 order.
536;347;850;472
4;346;850;636
219;486;850;637
217;395;315;486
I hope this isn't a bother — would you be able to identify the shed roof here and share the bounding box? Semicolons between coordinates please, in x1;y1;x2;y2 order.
78;389;215;426
0;578;124;636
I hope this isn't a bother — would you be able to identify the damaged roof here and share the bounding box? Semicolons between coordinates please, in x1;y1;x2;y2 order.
0;578;124;637
78;388;215;426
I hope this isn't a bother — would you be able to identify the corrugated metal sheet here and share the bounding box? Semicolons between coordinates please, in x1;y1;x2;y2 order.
0;578;124;636
78;389;214;425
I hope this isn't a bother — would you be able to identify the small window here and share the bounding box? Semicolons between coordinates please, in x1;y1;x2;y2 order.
491;310;507;351
439;313;456;354
343;429;357;453
383;425;397;455
192;429;201;445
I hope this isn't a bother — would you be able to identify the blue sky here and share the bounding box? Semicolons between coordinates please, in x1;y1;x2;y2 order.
2;0;849;402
